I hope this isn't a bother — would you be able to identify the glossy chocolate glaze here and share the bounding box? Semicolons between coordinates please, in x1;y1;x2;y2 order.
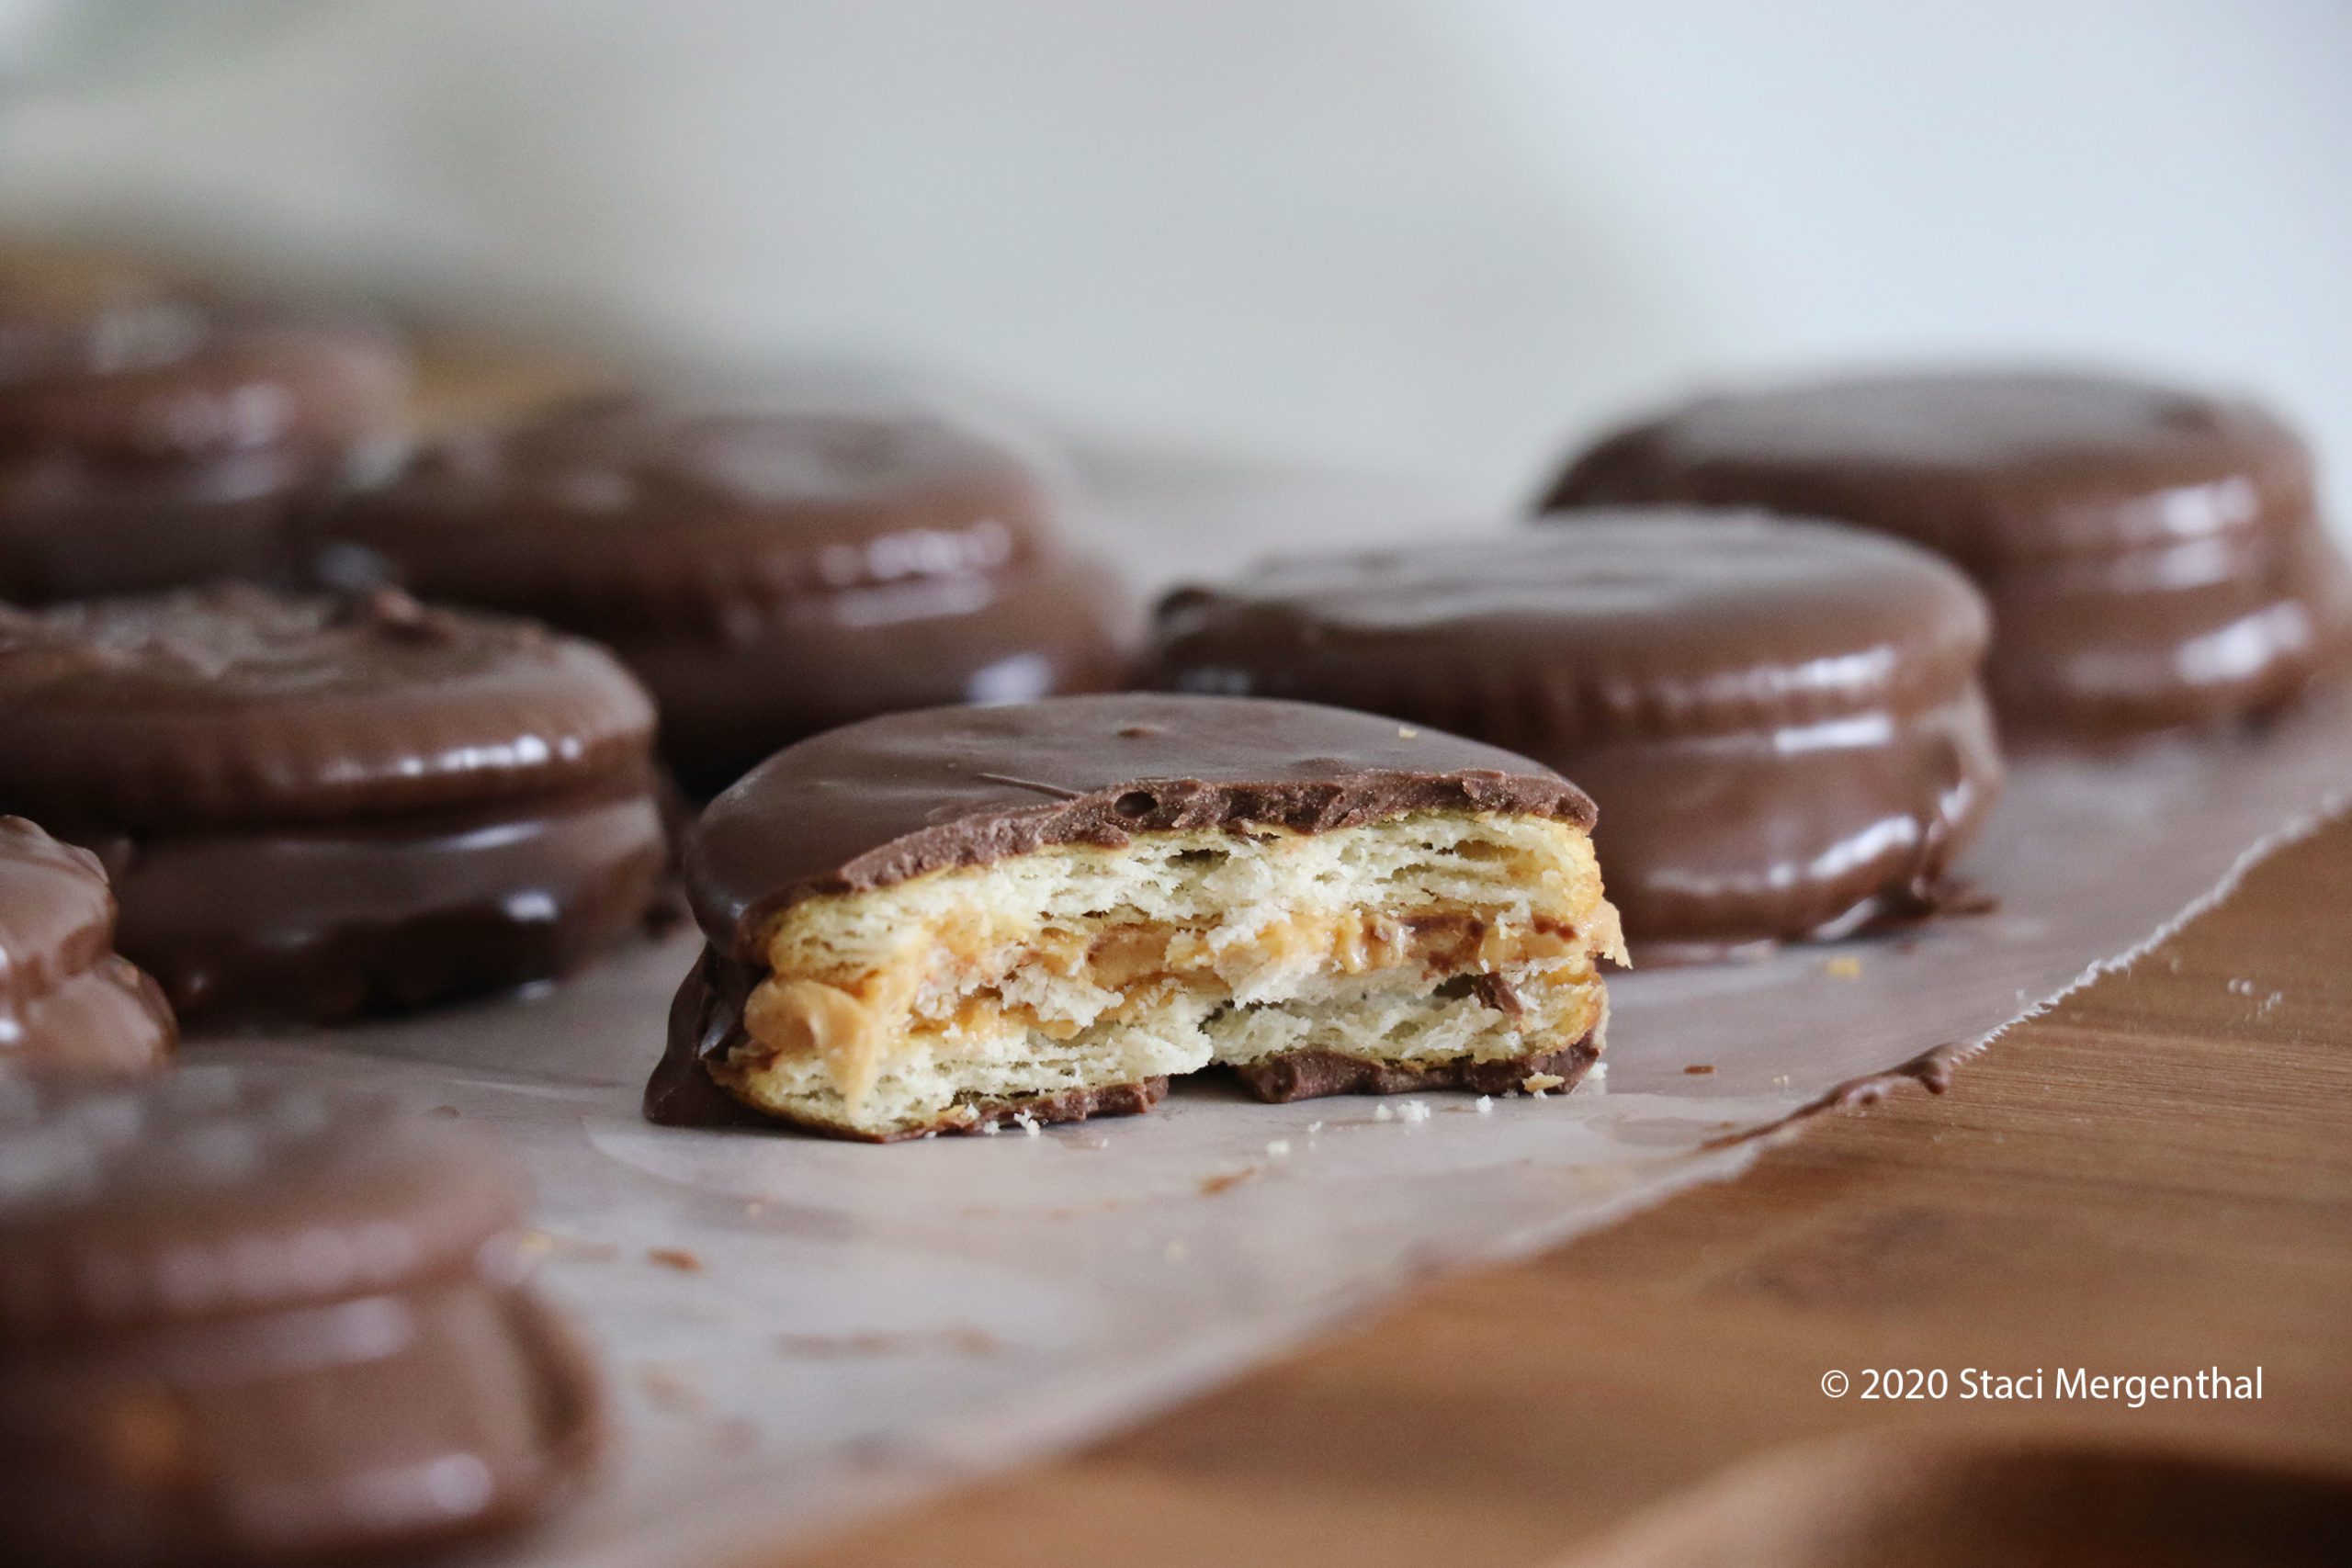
311;396;1069;617
1144;517;2004;948
306;398;1137;792
85;773;665;1028
0;446;309;604
0;586;657;829
0;817;174;1078
0;317;409;465
0;587;665;1025
624;550;1136;794
1540;369;2352;735
685;692;1598;960
0;1071;602;1564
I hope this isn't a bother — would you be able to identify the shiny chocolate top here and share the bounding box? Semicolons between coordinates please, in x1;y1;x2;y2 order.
1148;514;1991;742
0;1067;525;1339
0;586;656;830
686;693;1595;957
1542;369;2317;564
0;317;410;463
311;397;1068;632
0;815;175;1077
0;817;115;1016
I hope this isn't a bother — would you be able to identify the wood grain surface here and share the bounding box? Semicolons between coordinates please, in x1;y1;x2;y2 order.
786;808;2352;1565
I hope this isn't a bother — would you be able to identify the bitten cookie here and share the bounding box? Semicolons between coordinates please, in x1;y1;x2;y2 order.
1540;369;2352;738
0;586;666;1027
1146;516;2003;954
648;694;1624;1140
0;816;175;1079
0;1068;603;1566
307;397;1136;794
0;261;409;604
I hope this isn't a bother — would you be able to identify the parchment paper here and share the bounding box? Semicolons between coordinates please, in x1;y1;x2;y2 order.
193;466;2352;1566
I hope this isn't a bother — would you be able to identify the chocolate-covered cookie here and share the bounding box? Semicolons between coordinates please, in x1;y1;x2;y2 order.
0;278;410;604
1540;369;2352;737
653;693;1624;1139
308;398;1134;793
0;817;174;1079
0;1068;602;1565
0;586;665;1026
1146;516;2003;953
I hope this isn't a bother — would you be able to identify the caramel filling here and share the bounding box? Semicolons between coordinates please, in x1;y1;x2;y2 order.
740;908;1594;1104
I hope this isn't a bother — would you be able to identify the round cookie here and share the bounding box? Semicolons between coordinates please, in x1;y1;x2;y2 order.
0;316;409;466
0;817;175;1079
307;397;1135;793
0;1068;602;1565
1540;369;2352;737
656;693;1623;1137
1146;515;2004;953
0;296;410;605
0;586;666;1026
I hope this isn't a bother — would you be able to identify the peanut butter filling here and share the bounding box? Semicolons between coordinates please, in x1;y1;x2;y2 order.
740;907;1601;1105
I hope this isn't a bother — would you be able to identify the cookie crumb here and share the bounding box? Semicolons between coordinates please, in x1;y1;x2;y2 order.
1475;1095;1494;1114
1374;1103;1395;1122
1396;726;1419;738
1683;1063;1715;1076
648;1247;703;1273
1164;1240;1189;1262
1823;954;1863;979
1396;1099;1431;1123
1522;1073;1566;1094
1266;1139;1293;1157
1200;1166;1261;1196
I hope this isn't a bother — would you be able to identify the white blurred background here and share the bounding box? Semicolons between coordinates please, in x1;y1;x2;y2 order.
2;0;2347;528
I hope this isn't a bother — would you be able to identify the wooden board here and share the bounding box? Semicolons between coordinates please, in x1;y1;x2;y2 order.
787;808;2352;1565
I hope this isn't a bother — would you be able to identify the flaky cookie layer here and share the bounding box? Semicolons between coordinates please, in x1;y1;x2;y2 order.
708;810;1622;1138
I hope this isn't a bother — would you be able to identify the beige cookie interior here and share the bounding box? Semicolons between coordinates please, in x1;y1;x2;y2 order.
714;810;1624;1138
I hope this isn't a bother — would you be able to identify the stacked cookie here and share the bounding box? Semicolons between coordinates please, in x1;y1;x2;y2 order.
0;586;669;1029
0;257;411;604
0;1070;602;1566
1540;369;2352;739
1146;516;2004;956
307;395;1137;794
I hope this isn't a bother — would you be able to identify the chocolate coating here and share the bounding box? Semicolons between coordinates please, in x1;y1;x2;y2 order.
0;817;175;1079
0;586;657;829
1540;369;2352;735
0;446;309;604
0;278;409;605
1145;517;2004;949
1230;1033;1599;1102
0;318;408;466
93;773;665;1027
0;588;666;1026
0;1070;601;1564
686;692;1598;961
307;398;1136;793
